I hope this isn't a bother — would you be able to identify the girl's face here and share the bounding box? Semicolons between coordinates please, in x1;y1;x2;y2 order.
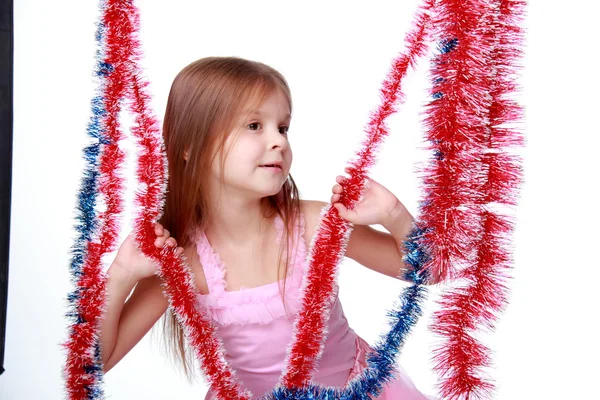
211;88;293;201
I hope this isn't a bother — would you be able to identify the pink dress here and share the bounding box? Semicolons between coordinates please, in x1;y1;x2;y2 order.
196;213;429;399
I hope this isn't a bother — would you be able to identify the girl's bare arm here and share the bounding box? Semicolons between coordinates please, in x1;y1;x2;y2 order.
100;265;169;372
302;199;436;284
99;226;178;372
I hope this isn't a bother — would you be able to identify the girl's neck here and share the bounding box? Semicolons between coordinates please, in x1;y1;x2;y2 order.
205;197;274;248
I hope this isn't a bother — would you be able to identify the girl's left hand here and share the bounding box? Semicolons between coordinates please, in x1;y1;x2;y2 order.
330;168;401;226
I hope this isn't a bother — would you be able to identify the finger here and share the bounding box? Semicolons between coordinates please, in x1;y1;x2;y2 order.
166;237;177;247
154;237;166;248
154;223;163;235
175;247;185;256
332;184;342;194
162;229;171;239
334;202;347;216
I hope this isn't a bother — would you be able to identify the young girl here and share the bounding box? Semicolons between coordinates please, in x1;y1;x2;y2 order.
100;56;432;399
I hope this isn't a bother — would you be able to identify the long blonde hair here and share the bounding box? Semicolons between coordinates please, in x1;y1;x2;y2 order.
159;57;301;377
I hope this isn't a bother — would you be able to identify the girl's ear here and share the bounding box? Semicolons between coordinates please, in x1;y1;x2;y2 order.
183;149;190;161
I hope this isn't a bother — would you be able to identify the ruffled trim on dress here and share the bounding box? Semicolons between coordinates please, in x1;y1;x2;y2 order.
195;229;228;296
195;214;307;326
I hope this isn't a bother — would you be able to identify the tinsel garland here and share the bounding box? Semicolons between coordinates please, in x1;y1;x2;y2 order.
124;0;436;397
64;1;133;398
425;0;525;398
125;3;251;398
278;0;435;390
65;0;525;398
64;17;108;400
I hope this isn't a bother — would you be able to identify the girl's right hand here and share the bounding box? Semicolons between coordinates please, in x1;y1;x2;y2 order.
113;223;184;282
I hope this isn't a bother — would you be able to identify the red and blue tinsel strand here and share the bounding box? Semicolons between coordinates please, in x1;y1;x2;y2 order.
427;0;525;398
64;0;137;398
267;226;429;400
64;3;110;399
65;0;525;398
424;0;496;393
279;0;435;390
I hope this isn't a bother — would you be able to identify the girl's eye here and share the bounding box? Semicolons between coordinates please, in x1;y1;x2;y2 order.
248;122;261;130
279;126;289;135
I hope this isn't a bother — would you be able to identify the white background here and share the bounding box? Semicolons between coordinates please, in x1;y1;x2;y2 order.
3;0;599;399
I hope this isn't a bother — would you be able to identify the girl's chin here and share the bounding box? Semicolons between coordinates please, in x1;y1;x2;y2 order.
261;185;286;199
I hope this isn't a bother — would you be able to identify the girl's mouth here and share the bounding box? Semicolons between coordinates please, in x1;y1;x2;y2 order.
260;164;282;171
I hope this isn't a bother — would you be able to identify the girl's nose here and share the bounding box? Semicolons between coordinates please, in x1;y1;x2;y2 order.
268;127;288;150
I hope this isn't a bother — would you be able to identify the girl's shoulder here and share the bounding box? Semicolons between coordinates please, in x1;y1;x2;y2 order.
299;199;329;246
182;242;210;295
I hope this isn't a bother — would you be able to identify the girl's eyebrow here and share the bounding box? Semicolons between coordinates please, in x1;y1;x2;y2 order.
247;110;291;120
